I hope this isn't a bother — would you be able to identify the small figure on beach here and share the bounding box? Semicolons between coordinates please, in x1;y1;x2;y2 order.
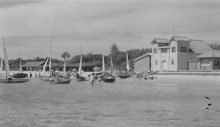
90;73;95;87
97;74;102;85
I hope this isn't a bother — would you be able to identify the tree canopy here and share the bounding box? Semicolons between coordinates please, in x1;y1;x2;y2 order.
61;52;71;60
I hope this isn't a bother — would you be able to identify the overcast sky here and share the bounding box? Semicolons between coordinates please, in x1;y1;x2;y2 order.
0;0;220;59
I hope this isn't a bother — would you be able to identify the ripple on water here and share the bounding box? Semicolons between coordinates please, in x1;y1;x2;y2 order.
82;116;96;122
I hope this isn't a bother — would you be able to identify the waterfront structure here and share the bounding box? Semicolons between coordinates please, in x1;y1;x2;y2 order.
22;61;45;71
133;53;151;72
151;36;213;71
151;36;216;71
197;49;220;70
133;36;220;72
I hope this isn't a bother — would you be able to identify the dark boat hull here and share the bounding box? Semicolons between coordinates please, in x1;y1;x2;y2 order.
119;75;131;79
12;73;28;78
0;78;29;83
101;77;116;82
118;72;133;79
78;76;87;81
48;79;71;84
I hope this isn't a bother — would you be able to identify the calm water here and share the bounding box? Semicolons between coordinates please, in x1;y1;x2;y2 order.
0;77;220;127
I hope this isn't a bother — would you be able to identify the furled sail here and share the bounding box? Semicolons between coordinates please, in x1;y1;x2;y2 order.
3;37;10;79
78;45;82;75
102;54;105;72
126;50;130;71
42;57;49;75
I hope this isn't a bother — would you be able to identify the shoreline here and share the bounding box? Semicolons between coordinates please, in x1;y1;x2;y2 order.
1;71;220;81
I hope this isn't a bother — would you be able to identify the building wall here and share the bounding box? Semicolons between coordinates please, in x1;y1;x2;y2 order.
176;41;190;52
213;58;220;70
151;39;211;71
177;53;198;70
160;51;169;70
200;58;213;70
134;56;151;72
169;41;178;70
188;61;197;70
151;44;160;71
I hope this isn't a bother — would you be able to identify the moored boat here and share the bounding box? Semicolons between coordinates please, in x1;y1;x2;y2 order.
0;37;29;83
101;55;116;82
101;76;115;82
48;79;71;84
11;73;28;78
0;78;29;83
118;50;133;79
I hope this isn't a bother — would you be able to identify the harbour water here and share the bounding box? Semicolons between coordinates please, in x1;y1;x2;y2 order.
0;76;220;127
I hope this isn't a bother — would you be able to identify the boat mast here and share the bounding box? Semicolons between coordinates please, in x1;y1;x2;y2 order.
78;44;82;75
126;49;130;71
3;37;10;79
110;55;114;73
63;45;67;73
0;54;3;73
49;42;52;73
19;56;22;72
102;54;105;72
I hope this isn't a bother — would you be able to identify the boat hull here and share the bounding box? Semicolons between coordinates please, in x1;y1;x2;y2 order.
118;75;132;79
48;79;71;84
12;73;28;78
102;77;116;82
0;78;29;83
102;77;115;82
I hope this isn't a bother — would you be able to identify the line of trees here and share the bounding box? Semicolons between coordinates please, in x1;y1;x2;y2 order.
208;43;220;50
1;44;151;70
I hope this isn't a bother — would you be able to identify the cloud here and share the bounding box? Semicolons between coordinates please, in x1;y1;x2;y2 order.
0;0;220;59
0;0;44;8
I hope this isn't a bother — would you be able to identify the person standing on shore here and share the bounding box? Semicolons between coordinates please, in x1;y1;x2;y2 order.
30;72;32;78
97;74;102;85
90;73;95;87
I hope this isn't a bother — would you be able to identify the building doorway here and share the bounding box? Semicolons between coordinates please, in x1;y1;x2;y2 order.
162;60;168;71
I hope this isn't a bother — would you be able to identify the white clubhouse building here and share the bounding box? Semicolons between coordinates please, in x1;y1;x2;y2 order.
133;36;220;72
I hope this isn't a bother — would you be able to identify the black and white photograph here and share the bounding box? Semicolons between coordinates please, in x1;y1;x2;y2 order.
0;0;220;126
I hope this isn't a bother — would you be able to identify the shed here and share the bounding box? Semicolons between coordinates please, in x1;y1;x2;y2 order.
133;53;151;73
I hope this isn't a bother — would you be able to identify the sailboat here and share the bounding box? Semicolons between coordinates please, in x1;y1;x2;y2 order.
0;37;29;83
49;46;71;84
11;57;28;78
76;45;86;81
40;43;71;84
118;50;133;79
101;54;116;82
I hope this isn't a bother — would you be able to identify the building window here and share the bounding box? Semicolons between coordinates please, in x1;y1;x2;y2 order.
180;47;186;52
161;48;167;53
153;49;157;54
214;61;219;66
155;60;157;65
171;59;174;65
172;47;176;53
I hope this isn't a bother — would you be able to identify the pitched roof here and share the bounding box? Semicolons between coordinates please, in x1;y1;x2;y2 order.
189;39;212;54
133;53;151;62
22;61;45;67
198;49;220;58
170;36;190;42
150;38;169;44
